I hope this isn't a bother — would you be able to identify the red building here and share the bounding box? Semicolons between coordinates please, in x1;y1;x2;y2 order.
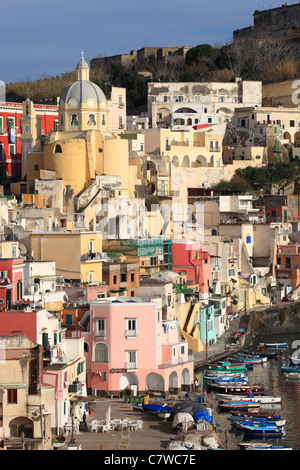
0;101;58;180
0;258;24;310
171;239;212;297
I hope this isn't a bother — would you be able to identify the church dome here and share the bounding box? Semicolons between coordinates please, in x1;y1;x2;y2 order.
59;52;107;107
59;80;107;107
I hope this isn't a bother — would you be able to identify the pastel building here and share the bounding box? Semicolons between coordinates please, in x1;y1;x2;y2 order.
0;258;24;310
0;335;55;450
81;297;194;396
171;239;212;298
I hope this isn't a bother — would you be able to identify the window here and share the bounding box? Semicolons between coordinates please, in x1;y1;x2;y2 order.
181;345;185;354
54;120;59;131
290;120;295;127
65;314;73;325
121;273;127;282
7;389;17;404
246;236;251;244
87;114;96;126
9;144;15;157
126;350;137;369
228;269;235;277
130;273;135;282
271;210;276;218
96;318;106;337
277;257;281;265
70;114;79;127
126;318;137;337
89;272;94;283
55;144;62;153
286;258;291;269
34;164;39;171
95;343;108;363
113;274;117;285
7;117;14;129
0;144;4;161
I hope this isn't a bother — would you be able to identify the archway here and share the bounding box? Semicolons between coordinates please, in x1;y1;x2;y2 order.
181;368;191;392
284;131;291;144
295;132;300;148
172;155;179;167
168;371;178;393
194;155;207;167
119;373;139;392
145;372;165;392
9;417;34;438
182;155;190;168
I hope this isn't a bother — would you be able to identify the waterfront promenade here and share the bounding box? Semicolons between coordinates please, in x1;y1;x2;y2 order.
59;312;248;451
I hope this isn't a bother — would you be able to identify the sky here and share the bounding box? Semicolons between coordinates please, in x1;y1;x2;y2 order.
0;0;296;84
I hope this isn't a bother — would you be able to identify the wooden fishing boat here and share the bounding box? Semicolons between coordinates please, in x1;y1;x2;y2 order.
229;355;267;365
228;416;286;427
204;362;247;373
216;394;281;404
281;366;300;374
230;409;281;420
204;375;248;385
238;443;292;450
236;421;283;435
207;383;264;395
218;401;260;412
265;342;287;349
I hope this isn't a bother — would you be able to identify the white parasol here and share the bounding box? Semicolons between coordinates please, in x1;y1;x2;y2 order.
105;406;111;425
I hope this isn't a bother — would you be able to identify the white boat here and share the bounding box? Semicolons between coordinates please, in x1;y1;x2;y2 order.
216;394;282;404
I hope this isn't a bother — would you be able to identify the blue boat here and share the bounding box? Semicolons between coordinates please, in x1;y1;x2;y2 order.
237;421;283;435
265;342;287;349
281;366;300;374
218;401;260;412
229;417;285;428
238;443;292;450
142;404;172;415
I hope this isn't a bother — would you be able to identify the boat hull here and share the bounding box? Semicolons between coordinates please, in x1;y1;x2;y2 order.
216;394;281;404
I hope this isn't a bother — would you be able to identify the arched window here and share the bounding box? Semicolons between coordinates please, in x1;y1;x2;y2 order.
55;144;62;153
95;343;108;363
87;114;96;126
70;114;79;127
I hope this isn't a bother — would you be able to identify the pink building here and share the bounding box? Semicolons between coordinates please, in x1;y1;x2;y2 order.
0;259;24;310
171;240;212;297
82;297;194;396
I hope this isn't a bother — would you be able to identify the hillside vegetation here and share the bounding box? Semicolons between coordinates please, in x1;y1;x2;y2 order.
5;36;300;112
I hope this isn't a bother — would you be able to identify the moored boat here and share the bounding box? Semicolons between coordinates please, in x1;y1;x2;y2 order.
236;421;283;435
218;401;260;412
265;342;287;349
206;383;264;395
216;394;281;404
228;416;286;427
204;362;247;373
238;442;292;450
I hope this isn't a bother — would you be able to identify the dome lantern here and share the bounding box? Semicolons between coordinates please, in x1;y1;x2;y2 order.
76;51;90;81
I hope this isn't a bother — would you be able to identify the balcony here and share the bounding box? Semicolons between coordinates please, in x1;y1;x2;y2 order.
68;380;81;394
81;252;107;262
158;354;194;369
126;362;137;370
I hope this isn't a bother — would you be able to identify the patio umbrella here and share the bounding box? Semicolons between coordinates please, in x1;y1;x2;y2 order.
105;406;111;425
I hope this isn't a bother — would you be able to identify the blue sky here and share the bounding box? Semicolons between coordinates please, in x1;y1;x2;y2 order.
0;0;292;83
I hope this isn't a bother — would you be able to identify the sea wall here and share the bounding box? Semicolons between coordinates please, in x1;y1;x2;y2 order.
248;301;300;340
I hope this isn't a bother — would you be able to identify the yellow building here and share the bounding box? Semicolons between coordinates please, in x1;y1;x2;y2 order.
18;54;132;198
30;231;104;284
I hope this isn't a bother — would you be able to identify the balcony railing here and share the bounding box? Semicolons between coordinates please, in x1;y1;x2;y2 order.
68;380;81;394
158;354;194;369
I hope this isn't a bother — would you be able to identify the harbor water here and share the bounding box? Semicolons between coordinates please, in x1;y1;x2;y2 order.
197;332;300;450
